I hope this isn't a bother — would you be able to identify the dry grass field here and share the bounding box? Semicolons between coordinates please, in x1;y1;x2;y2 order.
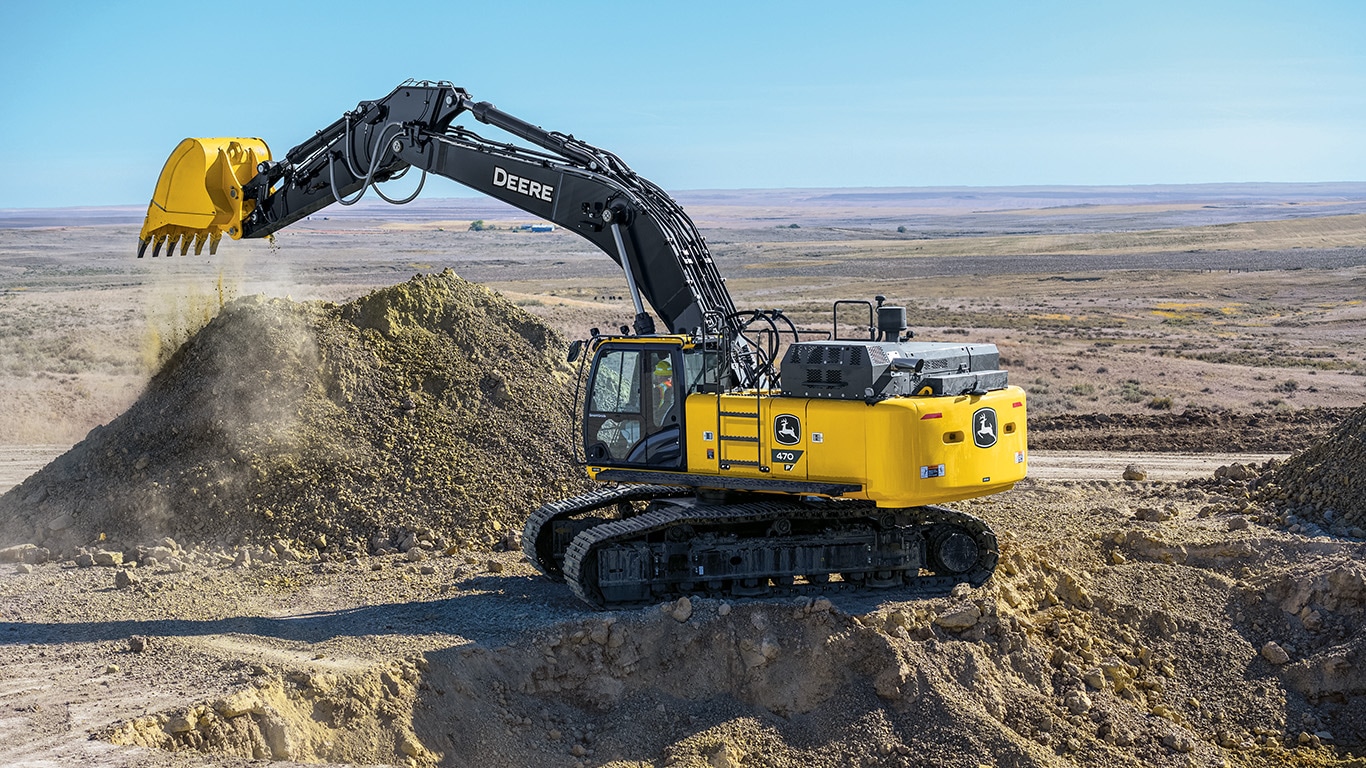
2;186;1363;449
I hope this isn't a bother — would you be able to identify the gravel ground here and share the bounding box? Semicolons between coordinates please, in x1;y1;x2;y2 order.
2;466;1364;768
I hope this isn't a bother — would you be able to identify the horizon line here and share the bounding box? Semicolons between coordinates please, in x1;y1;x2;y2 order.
5;180;1366;215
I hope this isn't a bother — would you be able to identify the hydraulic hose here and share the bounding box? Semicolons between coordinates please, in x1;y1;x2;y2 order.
327;121;428;207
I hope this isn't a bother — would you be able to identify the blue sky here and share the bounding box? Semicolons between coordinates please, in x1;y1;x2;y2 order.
1;0;1363;208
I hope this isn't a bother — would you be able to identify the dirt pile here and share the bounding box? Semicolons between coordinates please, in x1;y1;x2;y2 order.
0;270;586;558
1254;404;1366;535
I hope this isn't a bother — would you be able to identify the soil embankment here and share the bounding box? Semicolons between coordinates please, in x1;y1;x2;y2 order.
1028;407;1354;454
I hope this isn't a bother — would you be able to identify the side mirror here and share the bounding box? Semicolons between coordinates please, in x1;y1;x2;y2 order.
567;339;584;363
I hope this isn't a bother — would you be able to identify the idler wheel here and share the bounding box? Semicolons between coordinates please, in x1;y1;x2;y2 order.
929;525;981;575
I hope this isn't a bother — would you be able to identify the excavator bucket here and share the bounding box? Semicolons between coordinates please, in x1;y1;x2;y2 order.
137;137;270;257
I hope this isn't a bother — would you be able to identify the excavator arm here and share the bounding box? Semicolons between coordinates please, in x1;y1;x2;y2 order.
138;81;738;344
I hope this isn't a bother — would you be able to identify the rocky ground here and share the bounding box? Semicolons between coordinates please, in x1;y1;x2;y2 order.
1;465;1364;768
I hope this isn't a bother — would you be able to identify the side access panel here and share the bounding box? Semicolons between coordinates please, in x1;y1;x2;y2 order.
804;401;868;485
684;393;720;473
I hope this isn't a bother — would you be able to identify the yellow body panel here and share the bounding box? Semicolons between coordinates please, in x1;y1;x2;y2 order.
139;137;271;255
608;386;1028;508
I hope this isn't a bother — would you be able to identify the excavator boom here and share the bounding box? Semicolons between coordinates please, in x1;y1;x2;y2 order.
138;81;737;346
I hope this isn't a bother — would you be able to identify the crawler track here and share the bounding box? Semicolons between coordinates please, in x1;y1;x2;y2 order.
532;491;997;609
521;484;693;580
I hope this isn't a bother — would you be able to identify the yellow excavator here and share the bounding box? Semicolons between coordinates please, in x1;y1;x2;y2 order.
137;80;1028;608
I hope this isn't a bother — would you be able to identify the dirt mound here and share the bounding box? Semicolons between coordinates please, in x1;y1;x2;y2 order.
1028;406;1353;453
0;270;586;557
105;658;437;764
1254;404;1366;534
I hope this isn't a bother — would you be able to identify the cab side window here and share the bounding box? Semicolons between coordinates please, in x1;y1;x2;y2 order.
589;349;641;414
647;350;676;430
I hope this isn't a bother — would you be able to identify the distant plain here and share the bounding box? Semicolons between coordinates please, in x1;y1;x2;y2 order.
1;183;1363;454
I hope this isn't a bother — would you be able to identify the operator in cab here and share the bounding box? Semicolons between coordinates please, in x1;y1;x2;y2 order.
652;358;675;426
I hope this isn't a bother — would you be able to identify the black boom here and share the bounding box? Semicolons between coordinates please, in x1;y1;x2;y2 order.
237;80;737;343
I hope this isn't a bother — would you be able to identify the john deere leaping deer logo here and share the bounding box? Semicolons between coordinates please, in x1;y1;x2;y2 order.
973;407;998;448
774;414;801;446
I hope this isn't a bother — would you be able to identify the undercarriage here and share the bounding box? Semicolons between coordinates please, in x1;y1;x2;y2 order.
523;486;998;609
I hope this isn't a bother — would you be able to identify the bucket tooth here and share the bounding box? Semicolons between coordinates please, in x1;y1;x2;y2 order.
137;238;150;258
179;234;192;256
192;232;207;255
151;236;165;258
208;231;222;255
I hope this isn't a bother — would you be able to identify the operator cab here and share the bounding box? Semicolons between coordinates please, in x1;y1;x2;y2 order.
581;339;715;468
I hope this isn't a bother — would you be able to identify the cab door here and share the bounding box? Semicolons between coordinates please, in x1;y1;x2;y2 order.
583;344;684;468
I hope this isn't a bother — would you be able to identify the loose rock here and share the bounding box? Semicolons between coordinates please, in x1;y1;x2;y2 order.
934;604;982;631
0;544;37;563
93;550;123;567
1261;641;1291;665
669;596;693;623
1162;731;1195;752
1064;691;1093;714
